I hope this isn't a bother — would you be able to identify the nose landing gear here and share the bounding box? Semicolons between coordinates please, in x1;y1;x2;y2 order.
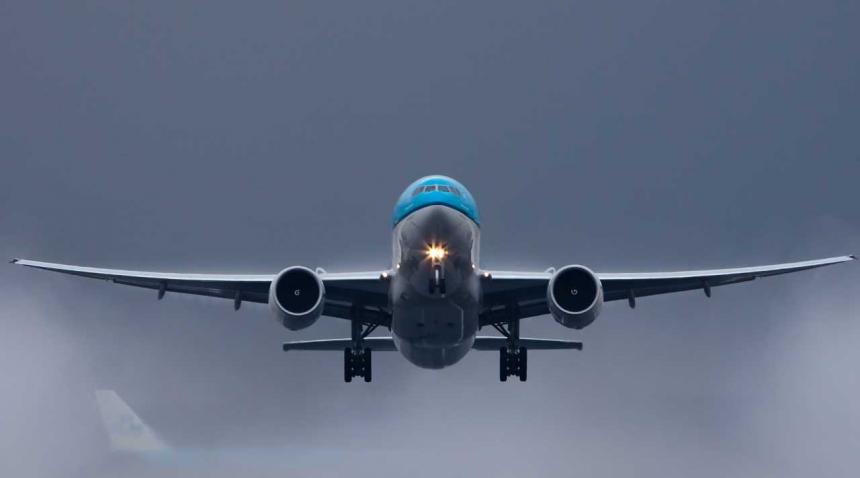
428;262;446;295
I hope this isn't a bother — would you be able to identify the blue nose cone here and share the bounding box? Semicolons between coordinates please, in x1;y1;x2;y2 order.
392;176;480;227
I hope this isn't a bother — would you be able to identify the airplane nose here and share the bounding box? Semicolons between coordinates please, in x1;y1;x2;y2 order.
401;205;472;253
420;204;459;226
393;204;477;298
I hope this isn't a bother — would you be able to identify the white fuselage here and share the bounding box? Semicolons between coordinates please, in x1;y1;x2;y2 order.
390;205;481;368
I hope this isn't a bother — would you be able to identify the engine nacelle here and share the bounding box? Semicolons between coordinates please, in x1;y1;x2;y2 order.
547;265;603;329
269;266;325;330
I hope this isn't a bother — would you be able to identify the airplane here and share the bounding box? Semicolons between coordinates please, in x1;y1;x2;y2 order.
11;175;855;382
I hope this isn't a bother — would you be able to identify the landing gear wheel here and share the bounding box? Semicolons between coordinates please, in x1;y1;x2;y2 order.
518;347;527;382
499;347;508;382
499;346;527;382
363;348;372;383
344;348;353;383
344;347;372;382
344;320;379;383
494;317;526;382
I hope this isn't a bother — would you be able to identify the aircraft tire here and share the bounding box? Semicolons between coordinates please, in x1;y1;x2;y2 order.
518;347;527;382
499;347;508;381
344;348;352;382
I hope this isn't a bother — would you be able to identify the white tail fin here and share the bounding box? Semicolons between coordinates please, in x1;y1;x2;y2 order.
95;390;168;453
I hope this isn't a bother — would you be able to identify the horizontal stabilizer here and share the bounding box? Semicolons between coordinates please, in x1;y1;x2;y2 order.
283;337;398;351
283;337;582;351
473;337;583;350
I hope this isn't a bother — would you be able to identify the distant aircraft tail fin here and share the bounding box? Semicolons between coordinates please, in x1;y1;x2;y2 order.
95;390;168;453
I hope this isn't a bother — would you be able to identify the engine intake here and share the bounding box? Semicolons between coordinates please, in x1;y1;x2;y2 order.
269;266;325;330
547;265;603;329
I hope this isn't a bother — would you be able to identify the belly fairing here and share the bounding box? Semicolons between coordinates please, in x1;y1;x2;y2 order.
392;295;479;369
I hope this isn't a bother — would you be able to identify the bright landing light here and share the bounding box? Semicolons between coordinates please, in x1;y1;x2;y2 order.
426;245;447;260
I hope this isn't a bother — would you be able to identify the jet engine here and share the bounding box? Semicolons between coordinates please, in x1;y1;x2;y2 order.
547;265;603;329
269;266;325;330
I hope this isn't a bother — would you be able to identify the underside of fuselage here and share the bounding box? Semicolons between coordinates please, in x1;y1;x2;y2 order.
390;204;481;369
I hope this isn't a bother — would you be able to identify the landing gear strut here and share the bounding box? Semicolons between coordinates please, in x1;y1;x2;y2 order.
428;261;446;295
344;319;375;382
492;318;527;382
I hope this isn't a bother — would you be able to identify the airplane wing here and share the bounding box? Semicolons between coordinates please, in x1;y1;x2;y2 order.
480;255;855;325
10;258;391;326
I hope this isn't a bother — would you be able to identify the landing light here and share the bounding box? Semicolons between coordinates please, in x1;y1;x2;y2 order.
426;245;447;261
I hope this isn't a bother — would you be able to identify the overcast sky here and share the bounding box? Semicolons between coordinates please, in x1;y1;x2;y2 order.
1;1;858;477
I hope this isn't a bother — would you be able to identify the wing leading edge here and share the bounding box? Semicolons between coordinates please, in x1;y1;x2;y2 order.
11;255;855;326
598;255;855;302
480;255;855;324
10;258;391;326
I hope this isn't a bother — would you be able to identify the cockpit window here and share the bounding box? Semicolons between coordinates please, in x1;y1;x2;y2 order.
412;184;461;197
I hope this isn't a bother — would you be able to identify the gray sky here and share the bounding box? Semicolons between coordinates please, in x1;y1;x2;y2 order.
1;1;858;477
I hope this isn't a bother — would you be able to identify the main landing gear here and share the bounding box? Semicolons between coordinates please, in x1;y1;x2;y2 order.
499;346;527;382
492;318;527;382
344;319;376;382
344;347;371;383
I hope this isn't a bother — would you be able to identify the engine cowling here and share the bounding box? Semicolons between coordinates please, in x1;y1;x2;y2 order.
547;265;603;329
269;266;325;330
